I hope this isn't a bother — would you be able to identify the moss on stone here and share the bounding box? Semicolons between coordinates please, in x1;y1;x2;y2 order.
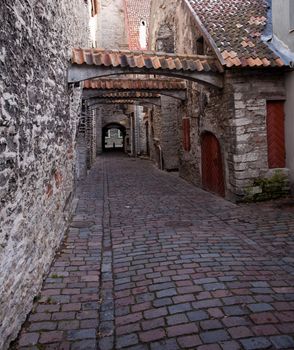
244;170;289;202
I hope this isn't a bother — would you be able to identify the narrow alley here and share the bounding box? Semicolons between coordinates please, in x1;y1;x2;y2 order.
15;155;294;350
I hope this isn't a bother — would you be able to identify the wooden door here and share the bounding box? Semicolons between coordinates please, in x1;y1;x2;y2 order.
201;132;225;197
267;101;286;168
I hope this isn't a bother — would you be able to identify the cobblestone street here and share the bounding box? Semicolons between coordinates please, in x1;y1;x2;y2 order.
15;154;294;350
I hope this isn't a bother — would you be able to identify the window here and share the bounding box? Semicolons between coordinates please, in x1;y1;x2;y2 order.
182;118;191;152
196;36;204;55
266;101;286;168
139;19;147;49
290;0;294;31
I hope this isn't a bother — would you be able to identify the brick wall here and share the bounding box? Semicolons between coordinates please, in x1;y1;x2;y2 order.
0;1;90;348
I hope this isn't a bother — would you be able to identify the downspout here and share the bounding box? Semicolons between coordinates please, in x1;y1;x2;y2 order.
158;144;163;170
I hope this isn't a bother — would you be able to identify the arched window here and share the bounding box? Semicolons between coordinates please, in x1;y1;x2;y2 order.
139;20;147;49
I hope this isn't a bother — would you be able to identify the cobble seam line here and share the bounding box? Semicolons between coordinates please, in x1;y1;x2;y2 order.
149;168;293;265
98;156;115;350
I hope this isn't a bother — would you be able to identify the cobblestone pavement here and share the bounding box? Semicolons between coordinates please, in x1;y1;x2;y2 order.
14;154;294;350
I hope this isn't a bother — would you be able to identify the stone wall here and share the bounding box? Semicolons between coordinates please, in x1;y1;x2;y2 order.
180;71;286;201
0;1;90;348
149;0;288;201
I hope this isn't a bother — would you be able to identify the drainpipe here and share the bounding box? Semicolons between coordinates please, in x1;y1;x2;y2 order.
158;144;163;170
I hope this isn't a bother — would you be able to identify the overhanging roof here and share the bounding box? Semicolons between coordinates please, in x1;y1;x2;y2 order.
83;79;187;90
82;79;187;100
68;49;224;88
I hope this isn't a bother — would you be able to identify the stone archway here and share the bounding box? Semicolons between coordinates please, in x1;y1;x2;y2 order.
102;122;127;152
201;132;225;197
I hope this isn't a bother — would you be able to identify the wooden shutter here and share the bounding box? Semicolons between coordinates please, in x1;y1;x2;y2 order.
266;101;286;168
201;132;225;197
182;118;191;151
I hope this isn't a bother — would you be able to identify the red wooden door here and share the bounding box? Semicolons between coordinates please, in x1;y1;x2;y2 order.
267;101;286;168
201;132;225;197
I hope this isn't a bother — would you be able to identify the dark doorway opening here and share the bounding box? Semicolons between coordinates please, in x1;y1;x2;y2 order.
102;123;127;153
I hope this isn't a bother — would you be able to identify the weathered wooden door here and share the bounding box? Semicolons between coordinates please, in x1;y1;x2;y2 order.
201;132;225;197
267;101;286;168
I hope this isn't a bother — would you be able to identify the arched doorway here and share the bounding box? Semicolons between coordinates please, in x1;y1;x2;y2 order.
102;123;126;152
201;132;225;197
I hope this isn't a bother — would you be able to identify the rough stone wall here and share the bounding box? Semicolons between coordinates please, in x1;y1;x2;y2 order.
0;1;90;348
179;80;234;194
180;71;287;201
229;71;286;198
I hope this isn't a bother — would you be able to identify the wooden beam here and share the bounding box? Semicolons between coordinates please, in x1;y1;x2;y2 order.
68;65;224;88
87;97;161;107
82;89;187;100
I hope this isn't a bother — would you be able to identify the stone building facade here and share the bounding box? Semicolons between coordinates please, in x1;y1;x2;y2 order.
271;0;294;192
0;1;93;348
147;0;291;201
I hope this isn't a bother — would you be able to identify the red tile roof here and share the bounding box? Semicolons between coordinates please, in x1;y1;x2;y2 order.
186;0;285;67
92;91;160;98
83;79;187;90
124;0;152;50
72;48;222;73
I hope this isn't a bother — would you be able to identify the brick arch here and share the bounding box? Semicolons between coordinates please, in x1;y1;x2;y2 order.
201;131;225;197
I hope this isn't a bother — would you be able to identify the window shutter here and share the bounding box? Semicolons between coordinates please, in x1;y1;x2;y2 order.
266;101;286;168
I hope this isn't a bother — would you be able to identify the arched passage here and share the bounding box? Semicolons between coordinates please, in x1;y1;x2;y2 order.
201;132;225;197
102;123;127;152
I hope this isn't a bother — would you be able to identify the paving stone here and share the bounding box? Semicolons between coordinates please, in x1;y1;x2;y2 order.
150;339;180;350
66;328;96;341
167;323;198;337
220;340;241;350
139;328;165;342
39;331;64;344
200;330;230;344
18;333;39;347
270;335;294;349
71;339;97;350
168;303;192;314
247;303;274;313
240;337;272;350
167;313;189;326
117;334;139;348
15;155;294;350
187;310;209;321
228;326;254;339
200;319;223;330
177;335;202;348
144;307;167;319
